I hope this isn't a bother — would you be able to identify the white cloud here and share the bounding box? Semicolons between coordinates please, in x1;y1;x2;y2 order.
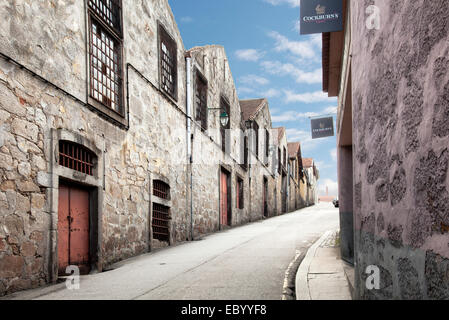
318;179;339;197
235;49;264;62
323;106;338;114
330;148;337;162
284;90;336;104
261;88;281;98
237;87;255;95
272;111;319;122
293;20;301;33
239;74;270;86
263;0;300;7
285;128;326;153
271;105;337;123
261;61;322;84
180;16;193;23
268;31;317;60
315;161;333;170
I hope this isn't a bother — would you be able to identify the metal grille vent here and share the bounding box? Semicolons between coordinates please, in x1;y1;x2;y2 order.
152;203;170;242
59;141;95;176
153;180;170;200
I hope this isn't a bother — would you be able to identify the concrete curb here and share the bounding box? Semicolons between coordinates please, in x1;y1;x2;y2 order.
295;230;333;300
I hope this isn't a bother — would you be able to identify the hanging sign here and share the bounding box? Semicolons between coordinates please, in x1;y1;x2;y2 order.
311;117;335;139
300;0;343;35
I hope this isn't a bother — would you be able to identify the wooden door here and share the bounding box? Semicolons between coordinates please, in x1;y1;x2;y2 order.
220;171;228;226
58;184;90;275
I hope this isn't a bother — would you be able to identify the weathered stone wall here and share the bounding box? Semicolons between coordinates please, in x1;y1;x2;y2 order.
248;104;277;219
273;129;288;215
0;0;189;295
0;0;309;297
188;45;252;235
352;0;449;299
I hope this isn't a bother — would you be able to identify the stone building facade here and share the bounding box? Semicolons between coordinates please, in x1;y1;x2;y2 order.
323;0;449;299
0;0;314;296
288;142;305;210
302;158;319;206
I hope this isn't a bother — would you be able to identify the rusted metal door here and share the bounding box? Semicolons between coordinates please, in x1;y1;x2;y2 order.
58;184;90;275
220;171;228;226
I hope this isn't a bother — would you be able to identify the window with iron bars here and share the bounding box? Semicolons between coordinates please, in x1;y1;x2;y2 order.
195;72;208;131
153;180;170;200
88;0;122;36
59;141;96;176
236;177;244;209
159;24;178;100
283;147;287;169
89;9;123;114
265;129;269;160
242;135;249;171
278;148;281;175
152;203;170;242
253;121;259;158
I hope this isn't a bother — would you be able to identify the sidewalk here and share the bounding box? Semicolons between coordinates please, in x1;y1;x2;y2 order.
296;230;353;300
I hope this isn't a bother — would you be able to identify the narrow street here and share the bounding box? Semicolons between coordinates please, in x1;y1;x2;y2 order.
7;203;338;300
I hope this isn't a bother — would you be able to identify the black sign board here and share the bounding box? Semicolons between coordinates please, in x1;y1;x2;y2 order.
311;117;335;139
300;0;343;35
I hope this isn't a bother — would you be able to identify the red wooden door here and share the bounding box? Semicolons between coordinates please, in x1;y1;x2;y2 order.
58;184;90;275
220;171;228;226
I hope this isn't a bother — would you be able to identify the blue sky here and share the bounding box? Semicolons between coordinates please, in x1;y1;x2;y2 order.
169;0;339;197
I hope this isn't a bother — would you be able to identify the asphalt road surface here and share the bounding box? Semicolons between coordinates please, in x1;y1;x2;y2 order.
7;202;339;300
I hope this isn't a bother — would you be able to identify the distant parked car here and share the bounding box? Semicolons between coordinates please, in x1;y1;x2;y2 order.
333;198;339;208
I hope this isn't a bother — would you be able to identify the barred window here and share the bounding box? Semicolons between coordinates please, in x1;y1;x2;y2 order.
153;180;170;200
59;141;96;176
195;73;208;131
152;203;170;242
265;129;269;160
278;148;281;174
242;136;249;170
236;177;244;209
89;19;122;113
283;147;287;168
253;121;259;158
88;0;122;35
159;24;178;100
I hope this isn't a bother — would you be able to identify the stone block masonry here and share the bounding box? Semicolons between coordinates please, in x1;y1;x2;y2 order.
351;0;449;299
0;0;314;296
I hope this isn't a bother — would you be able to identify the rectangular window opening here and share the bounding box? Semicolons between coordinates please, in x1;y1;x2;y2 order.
195;73;208;131
152;203;170;242
89;16;123;114
159;24;178;100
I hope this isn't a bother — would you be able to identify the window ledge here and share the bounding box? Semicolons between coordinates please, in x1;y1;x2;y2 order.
87;97;128;128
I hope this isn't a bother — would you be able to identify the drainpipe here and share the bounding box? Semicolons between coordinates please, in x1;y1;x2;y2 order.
186;54;194;241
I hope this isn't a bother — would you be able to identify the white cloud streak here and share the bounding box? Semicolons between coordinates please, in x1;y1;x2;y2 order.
235;49;264;62
330;148;337;162
261;61;322;84
239;74;270;86
284;90;336;104
263;0;300;7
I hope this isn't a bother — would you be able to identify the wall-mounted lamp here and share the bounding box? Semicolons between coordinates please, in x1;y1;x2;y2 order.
208;108;229;127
